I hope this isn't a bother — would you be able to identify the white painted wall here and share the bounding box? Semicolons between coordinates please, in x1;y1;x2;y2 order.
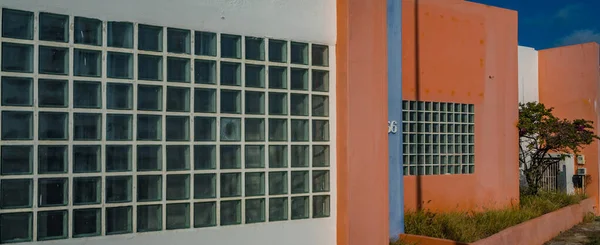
0;1;337;245
518;46;539;103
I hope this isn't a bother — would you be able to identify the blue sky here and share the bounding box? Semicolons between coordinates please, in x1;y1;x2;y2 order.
469;0;600;50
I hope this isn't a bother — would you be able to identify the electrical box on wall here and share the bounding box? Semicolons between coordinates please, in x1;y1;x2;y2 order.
577;155;585;165
577;168;587;175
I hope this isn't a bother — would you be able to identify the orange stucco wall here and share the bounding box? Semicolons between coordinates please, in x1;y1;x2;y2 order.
538;42;600;213
401;0;520;211
336;0;389;245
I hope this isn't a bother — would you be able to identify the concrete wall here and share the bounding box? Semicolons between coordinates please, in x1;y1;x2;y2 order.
518;46;539;103
401;0;519;211
538;42;600;214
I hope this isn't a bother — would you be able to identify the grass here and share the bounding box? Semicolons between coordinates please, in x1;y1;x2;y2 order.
391;191;587;244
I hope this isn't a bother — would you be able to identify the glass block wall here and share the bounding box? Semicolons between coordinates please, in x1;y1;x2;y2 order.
0;8;331;243
402;100;475;175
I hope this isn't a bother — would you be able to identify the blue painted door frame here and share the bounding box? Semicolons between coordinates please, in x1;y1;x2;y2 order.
387;0;404;240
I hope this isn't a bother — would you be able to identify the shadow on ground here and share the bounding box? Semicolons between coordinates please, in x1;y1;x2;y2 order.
545;217;600;245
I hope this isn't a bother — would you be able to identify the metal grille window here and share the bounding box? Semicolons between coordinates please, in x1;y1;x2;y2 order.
402;100;475;175
0;7;332;243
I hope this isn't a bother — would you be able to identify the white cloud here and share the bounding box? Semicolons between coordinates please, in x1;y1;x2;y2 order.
555;4;583;19
557;29;600;46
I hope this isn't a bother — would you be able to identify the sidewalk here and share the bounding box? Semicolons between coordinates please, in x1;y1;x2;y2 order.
545;217;600;245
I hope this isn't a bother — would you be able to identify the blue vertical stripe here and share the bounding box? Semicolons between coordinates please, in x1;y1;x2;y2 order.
387;0;404;240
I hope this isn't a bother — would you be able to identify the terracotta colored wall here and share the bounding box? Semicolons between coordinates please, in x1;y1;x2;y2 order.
401;0;520;211
336;0;389;244
538;43;600;213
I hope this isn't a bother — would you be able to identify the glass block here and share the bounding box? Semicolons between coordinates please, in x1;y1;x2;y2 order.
0;179;32;208
220;145;241;169
245;64;265;88
167;174;190;200
269;92;287;115
194;145;216;170
221;62;241;86
245;37;265;61
291;145;309;167
221;200;241;225
73;209;101;237
105;176;132;203
106;206;132;235
245;172;265;197
38;178;67;206
269;119;287;141
313;195;330;218
291;68;308;90
290;94;309;116
291;42;308;65
0;212;32;243
269;171;288;195
291;171;309;194
39;46;69;75
269;39;287;63
73;177;101;205
221;89;241;113
269;197;288;221
245;145;265;168
312;70;330;92
193;117;215;141
1;76;32;106
38;145;67;174
221;34;241;59
73;113;101;140
166;116;189;141
137;175;162;201
137;205;162;232
269;66;287;89
39;79;67;107
106;83;132;110
312;44;329;66
245;198;265;223
313;145;330;167
138;24;163;52
74;80;101;108
167;86;190;112
74;17;102;45
312;120;330;141
195;59;216;84
138;54;163;81
137;85;163;111
221;173;241;197
313;170;330;192
166;203;190;230
166;145;190;170
291;196;309;220
194;174;216;199
132;149;159;176
194;202;216;227
137;115;162;141
39;12;68;42
220;118;241;142
107;52;133;79
194;88;216;113
1;146;32;175
108;22;133;48
167;57;190;82
291;120;309;142
312;96;329;116
73;145;100;173
105;145;132;172
167;28;190;54
195;31;216;56
37;210;67;241
245;118;265;142
2;9;33;40
106;114;132;140
1;43;33;72
244;91;265;115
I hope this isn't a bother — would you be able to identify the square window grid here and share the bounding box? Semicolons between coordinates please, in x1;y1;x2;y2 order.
401;100;475;176
0;7;332;243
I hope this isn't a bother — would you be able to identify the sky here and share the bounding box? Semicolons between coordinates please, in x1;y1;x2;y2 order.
469;0;600;50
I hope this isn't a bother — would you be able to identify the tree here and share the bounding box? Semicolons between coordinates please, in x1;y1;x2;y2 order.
518;102;599;195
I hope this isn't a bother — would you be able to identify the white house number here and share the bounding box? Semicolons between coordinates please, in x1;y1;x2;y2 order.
388;120;398;134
